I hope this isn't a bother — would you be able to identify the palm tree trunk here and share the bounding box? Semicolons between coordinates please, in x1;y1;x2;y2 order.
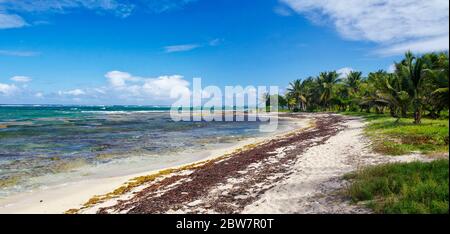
413;91;421;124
401;106;407;118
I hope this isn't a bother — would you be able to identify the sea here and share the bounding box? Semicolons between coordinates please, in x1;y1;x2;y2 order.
0;105;293;197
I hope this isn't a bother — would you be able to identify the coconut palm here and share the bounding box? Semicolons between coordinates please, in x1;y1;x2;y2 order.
287;79;307;111
397;51;429;124
345;71;363;94
318;71;340;109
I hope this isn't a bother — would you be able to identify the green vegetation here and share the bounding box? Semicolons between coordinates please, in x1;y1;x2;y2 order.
345;159;449;214
270;51;449;124
274;52;449;214
343;112;449;155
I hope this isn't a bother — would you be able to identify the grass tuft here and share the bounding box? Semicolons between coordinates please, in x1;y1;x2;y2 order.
341;112;449;155
345;159;449;214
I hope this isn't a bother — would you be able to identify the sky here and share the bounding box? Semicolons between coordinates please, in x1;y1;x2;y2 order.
0;0;449;105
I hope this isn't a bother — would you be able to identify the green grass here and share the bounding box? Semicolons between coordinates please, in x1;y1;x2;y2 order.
344;159;449;214
341;112;449;155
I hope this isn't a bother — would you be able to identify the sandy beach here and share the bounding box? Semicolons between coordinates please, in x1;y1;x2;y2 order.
61;113;436;214
0;113;443;214
0;114;312;214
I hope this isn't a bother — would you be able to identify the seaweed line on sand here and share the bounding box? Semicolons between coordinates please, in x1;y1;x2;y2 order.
66;114;315;214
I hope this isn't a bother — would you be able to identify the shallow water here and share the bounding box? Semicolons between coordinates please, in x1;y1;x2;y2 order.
0;105;288;197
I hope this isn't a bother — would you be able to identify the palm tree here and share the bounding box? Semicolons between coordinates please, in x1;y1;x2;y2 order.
287;79;307;111
423;52;449;118
345;71;363;94
380;73;411;118
318;71;340;109
397;51;429;124
360;71;391;114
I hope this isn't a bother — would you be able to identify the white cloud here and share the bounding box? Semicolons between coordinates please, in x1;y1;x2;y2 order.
281;0;449;55
387;64;396;73
164;44;200;53
0;12;27;29
11;75;32;83
0;0;134;17
105;70;140;87
142;75;190;98
375;35;450;56
0;83;18;95
337;67;354;78
59;89;86;96
164;38;222;53
2;70;191;104
105;71;190;100
0;50;40;56
0;0;198;29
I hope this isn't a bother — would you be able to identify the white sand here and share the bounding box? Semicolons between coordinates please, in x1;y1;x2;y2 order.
243;116;434;214
3;114;436;214
0;115;312;214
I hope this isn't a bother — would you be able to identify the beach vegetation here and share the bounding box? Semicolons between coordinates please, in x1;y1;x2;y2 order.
345;159;449;214
343;112;449;155
273;52;449;123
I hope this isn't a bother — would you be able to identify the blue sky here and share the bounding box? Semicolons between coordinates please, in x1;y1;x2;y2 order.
0;0;448;105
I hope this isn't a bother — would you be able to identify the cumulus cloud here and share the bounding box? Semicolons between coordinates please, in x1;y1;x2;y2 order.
337;67;354;78
281;0;449;55
10;75;32;83
54;71;191;103
142;75;190;97
105;71;190;100
105;70;140;87
0;82;18;95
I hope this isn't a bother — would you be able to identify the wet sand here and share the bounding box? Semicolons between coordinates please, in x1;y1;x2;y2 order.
78;113;339;214
80;113;434;214
0;114;312;214
2;113;435;214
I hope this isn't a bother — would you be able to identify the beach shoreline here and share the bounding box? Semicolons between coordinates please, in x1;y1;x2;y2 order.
1;113;443;214
0;114;313;214
79;113;439;214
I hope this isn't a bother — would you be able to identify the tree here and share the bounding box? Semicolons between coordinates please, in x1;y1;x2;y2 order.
345;71;364;111
281;52;448;119
397;51;429;124
422;52;449;118
345;71;363;94
287;79;307;111
318;71;340;109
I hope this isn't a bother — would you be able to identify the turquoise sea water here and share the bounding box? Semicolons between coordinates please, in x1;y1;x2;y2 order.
0;105;282;196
